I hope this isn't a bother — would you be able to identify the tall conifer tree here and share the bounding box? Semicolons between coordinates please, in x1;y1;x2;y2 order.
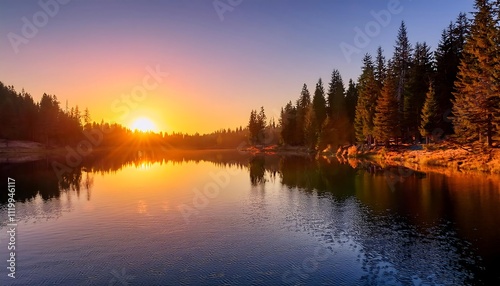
453;0;499;146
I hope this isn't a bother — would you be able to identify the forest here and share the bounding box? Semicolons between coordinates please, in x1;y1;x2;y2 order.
249;0;500;150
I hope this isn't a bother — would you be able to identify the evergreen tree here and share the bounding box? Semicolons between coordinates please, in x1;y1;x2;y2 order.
392;22;413;139
19;90;38;141
257;106;267;143
373;75;400;146
311;78;327;148
248;109;259;144
405;42;435;140
295;84;311;145
83;107;91;128
345;79;359;143
434;13;470;135
345;79;358;124
455;12;470;55
420;83;440;144
38;93;60;146
280;101;297;145
312;78;327;129
354;54;380;144
74;105;81;127
326;69;346;117
303;104;317;148
248;110;256;143
452;0;499;146
393;21;413;106
257;107;267;130
375;46;387;87
324;69;350;146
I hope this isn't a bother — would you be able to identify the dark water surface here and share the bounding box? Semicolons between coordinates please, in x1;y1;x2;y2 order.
0;150;499;285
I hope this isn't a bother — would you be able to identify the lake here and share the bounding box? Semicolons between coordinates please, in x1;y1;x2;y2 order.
1;150;499;285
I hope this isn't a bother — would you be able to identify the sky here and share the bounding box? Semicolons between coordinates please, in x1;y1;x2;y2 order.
0;0;474;134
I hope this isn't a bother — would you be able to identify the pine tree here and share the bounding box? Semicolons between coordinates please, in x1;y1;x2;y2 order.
393;21;412;106
327;69;346;117
454;12;470;55
345;79;359;143
38;93;60;146
354;54;380;144
83;107;91;129
434;14;470;135
325;69;350;146
74;105;81;126
452;0;499;146
280;101;298;145
373;75;400;146
248;109;258;144
392;22;413;139
345;79;358;124
420;83;439;144
257;106;267;143
375;46;387;87
296;84;311;145
303;104;317;148
405;42;435;140
312;78;327;146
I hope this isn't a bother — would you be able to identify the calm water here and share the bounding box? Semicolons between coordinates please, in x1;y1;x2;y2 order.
1;150;499;285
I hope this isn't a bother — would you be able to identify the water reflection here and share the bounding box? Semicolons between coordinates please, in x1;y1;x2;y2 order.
1;150;499;284
0;149;247;202
247;155;497;285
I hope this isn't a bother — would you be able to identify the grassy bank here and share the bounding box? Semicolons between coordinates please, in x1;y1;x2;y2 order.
345;142;500;174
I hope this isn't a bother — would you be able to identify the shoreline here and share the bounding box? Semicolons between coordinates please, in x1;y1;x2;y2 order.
338;143;500;175
2;139;499;176
242;143;500;176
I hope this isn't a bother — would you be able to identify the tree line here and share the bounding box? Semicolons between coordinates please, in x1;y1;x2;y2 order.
0;82;91;146
0;82;251;150
248;0;500;149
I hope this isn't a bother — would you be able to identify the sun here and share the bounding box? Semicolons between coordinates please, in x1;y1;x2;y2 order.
131;117;158;132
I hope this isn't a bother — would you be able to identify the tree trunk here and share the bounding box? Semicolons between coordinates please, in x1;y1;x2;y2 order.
487;114;493;147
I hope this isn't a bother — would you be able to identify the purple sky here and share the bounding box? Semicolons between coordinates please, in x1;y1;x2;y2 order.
0;0;474;133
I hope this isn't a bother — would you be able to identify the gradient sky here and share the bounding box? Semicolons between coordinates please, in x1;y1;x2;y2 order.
0;0;473;134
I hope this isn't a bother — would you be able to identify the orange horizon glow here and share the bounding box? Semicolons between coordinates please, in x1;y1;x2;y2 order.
0;1;473;136
130;117;159;133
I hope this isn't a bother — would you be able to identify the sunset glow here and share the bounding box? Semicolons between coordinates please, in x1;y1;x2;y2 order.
0;1;471;134
2;0;499;285
130;117;158;132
